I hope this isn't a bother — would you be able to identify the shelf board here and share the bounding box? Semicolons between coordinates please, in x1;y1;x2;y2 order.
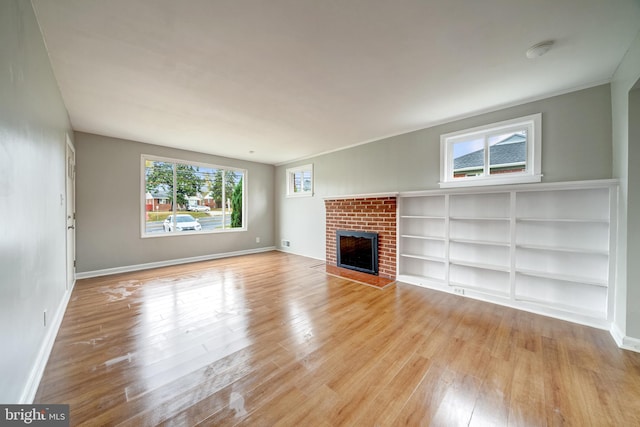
400;253;446;263
400;215;445;220
449;259;510;272
516;217;609;224
449;281;510;298
450;238;510;247
450;216;510;221
516;244;608;256
514;295;606;319
401;234;445;241
515;268;608;288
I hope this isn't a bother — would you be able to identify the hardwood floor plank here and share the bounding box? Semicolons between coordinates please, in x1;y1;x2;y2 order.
33;251;640;426
430;371;483;427
468;356;514;427
508;347;546;426
347;351;433;426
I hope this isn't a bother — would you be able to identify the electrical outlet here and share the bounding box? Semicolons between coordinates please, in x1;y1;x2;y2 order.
256;237;260;243
453;287;465;295
281;240;291;247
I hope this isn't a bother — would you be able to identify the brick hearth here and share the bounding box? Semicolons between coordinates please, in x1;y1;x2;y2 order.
324;196;397;279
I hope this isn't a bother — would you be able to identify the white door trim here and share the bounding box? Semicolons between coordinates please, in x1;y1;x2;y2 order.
65;135;76;290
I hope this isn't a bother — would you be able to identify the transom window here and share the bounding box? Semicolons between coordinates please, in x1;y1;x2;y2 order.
286;164;313;197
440;114;542;188
142;155;246;237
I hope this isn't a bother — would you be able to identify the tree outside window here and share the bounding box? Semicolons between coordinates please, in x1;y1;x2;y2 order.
143;156;246;236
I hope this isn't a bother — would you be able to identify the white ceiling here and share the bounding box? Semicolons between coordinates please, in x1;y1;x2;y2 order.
32;0;640;165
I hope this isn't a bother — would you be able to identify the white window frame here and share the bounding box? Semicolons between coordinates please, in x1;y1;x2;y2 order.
141;154;247;238
439;113;542;188
286;164;313;197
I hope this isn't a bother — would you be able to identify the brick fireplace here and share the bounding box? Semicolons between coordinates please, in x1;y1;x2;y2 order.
324;196;397;279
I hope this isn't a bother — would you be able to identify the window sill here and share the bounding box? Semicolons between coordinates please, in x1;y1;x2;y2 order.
439;174;542;189
141;227;247;239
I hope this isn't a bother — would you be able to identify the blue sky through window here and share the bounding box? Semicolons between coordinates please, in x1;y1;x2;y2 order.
453;137;484;159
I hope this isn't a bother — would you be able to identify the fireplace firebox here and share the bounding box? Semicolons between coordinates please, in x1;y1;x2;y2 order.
336;230;378;275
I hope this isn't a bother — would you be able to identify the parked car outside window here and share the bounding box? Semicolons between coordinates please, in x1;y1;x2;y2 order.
163;214;202;232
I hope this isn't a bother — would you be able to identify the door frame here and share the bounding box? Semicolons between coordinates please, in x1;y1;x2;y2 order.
65;135;76;290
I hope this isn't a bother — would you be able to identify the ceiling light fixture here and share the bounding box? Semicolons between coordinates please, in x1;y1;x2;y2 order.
526;40;554;59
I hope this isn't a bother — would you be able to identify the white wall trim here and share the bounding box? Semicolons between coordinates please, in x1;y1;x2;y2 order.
20;279;76;403
399;179;619;198
76;247;276;279
399;275;611;331
610;322;625;346
276;248;326;262
621;336;640;353
610;323;640;353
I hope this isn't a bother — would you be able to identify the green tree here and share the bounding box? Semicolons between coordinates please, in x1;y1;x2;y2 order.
231;178;243;228
211;170;237;208
176;165;204;207
145;161;204;209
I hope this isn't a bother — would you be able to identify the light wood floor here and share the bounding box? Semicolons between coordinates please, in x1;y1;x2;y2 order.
36;251;640;426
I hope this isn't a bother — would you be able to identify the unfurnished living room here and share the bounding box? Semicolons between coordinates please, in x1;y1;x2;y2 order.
2;0;640;425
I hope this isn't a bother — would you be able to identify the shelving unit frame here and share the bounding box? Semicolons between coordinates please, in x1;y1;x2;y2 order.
397;179;618;329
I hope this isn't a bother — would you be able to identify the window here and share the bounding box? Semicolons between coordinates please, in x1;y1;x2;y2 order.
440;113;541;188
142;155;246;237
286;164;313;197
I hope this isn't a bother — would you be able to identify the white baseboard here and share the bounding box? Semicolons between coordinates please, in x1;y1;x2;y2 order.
275;247;326;262
19;279;76;403
76;247;277;279
397;274;611;331
610;323;625;346
610;323;640;353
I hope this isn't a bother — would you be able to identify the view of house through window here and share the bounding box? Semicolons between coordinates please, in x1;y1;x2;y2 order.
143;157;245;236
286;164;313;197
440;113;541;188
293;170;312;192
453;130;527;178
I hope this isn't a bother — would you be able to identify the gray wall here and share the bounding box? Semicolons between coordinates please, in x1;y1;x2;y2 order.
0;0;73;402
276;84;613;261
75;132;275;273
612;29;640;341
629;87;640;338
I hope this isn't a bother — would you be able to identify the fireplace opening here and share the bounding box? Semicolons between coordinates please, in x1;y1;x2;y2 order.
336;230;378;275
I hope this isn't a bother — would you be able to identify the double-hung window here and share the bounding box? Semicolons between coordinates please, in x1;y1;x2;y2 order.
440;113;542;188
142;155;246;237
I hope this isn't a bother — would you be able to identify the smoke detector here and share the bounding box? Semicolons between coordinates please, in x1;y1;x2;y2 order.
526;41;554;59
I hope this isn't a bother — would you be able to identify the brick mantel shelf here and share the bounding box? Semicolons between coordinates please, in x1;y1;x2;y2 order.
325;196;397;279
323;192;398;200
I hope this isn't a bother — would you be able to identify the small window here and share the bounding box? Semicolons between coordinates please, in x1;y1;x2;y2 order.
142;155;246;237
286;164;313;197
440;114;542;188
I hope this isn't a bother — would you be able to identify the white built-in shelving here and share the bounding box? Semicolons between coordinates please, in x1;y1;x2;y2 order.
397;180;618;328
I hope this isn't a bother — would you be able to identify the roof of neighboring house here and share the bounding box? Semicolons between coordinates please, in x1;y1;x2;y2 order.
454;134;526;170
151;191;171;199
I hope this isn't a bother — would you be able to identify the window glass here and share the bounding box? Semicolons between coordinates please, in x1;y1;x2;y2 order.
143;156;245;237
302;170;312;192
440;114;541;188
144;160;174;235
488;130;527;175
453;137;484;178
286;164;313;197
